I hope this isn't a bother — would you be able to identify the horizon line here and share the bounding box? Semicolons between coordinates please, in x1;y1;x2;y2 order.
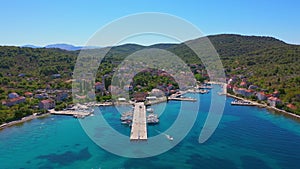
0;33;299;48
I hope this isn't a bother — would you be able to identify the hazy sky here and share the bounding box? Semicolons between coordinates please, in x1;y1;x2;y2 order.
1;0;299;46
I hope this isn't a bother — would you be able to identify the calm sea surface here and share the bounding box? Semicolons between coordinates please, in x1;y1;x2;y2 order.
1;86;300;169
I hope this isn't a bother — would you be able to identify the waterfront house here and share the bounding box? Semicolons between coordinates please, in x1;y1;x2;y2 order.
38;99;55;109
2;96;26;107
256;92;268;100
8;92;19;99
133;92;147;102
267;97;282;107
233;87;254;97
233;87;246;96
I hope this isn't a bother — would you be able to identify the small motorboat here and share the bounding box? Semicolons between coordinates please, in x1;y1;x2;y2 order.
155;130;173;141
166;134;174;141
146;108;154;113
121;120;132;125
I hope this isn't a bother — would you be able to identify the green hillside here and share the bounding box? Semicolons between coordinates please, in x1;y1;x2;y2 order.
0;34;299;123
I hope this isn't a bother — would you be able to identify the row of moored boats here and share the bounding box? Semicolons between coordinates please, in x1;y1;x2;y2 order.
120;107;159;126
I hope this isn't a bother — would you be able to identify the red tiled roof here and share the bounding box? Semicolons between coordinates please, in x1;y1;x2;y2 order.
41;99;53;104
9;96;25;102
287;104;297;110
24;92;33;95
240;81;247;86
268;96;281;101
266;94;273;97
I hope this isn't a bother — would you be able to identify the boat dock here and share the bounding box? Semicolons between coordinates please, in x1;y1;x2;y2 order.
168;97;197;102
231;100;256;106
130;102;148;141
49;109;91;118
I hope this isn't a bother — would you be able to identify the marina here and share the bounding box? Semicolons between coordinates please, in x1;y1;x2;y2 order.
49;104;94;118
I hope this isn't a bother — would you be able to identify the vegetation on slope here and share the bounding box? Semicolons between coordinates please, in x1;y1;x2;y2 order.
0;34;299;123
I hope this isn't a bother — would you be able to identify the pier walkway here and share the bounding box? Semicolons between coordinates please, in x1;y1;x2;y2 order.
168;97;197;102
130;102;148;141
49;109;91;117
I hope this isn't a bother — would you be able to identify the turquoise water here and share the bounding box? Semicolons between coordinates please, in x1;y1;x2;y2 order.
1;86;300;169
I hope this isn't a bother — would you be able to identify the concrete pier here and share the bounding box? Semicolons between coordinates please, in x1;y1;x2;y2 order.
168;97;197;102
49;109;91;117
130;102;148;141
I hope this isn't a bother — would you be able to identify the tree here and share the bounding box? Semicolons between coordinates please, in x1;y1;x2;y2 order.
194;74;205;83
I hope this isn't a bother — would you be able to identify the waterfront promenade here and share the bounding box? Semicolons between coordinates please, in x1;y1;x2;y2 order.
130;102;147;141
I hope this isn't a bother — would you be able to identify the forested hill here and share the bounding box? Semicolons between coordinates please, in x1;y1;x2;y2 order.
0;34;299;114
207;34;287;57
0;34;298;83
0;46;77;77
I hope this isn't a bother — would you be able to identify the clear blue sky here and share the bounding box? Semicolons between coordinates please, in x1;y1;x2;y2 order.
1;0;299;46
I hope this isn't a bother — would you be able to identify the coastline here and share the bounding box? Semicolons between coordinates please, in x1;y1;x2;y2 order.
226;93;300;120
0;113;50;130
1;91;299;131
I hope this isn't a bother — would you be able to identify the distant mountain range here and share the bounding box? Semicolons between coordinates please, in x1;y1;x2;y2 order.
22;43;101;51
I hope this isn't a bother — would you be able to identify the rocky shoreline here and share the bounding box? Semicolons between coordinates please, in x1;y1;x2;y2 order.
0;113;51;130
